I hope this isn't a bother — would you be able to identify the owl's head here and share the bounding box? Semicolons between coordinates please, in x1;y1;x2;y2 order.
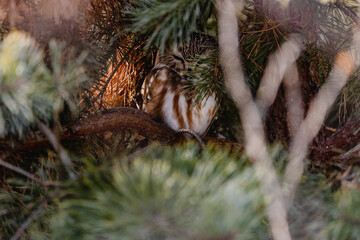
155;51;189;74
154;33;218;75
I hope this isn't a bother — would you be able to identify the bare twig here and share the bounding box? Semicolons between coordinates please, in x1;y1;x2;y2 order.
38;122;76;180
339;143;360;161
10;201;48;240
216;1;291;239
0;158;55;187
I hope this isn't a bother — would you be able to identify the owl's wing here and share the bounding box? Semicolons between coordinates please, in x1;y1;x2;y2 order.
141;64;169;110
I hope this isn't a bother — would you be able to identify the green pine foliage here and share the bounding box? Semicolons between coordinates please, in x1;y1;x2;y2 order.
183;50;225;107
128;0;213;50
338;71;360;122
0;31;89;138
0;180;50;238
2;143;359;240
239;5;289;91
183;50;242;140
25;144;268;240
0;0;360;239
0;31;53;138
0;150;62;239
325;183;360;240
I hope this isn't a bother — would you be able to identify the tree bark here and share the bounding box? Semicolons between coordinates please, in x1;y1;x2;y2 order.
0;107;179;152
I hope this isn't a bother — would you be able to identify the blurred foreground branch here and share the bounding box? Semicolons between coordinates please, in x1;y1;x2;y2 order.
284;34;360;206
216;1;291;239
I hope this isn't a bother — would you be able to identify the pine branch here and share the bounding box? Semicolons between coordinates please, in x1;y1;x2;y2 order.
24;143;267;239
128;0;213;50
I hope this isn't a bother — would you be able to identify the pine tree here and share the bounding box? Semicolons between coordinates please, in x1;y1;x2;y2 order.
0;0;360;239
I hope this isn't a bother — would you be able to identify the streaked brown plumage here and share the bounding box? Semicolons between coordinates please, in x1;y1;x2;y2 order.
141;34;217;136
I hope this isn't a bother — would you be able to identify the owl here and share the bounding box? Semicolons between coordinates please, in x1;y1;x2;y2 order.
141;34;218;136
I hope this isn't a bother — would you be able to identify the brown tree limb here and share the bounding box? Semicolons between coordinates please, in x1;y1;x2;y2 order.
0;107;180;152
69;107;179;142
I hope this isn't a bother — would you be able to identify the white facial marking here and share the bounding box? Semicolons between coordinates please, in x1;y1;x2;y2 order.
157;69;168;82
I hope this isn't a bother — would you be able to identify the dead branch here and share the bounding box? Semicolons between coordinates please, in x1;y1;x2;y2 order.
339;144;360;162
311;119;360;170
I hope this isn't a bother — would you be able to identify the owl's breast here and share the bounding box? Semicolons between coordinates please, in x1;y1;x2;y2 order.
141;66;217;136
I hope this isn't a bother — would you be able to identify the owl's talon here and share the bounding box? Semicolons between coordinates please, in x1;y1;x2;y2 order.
177;128;206;149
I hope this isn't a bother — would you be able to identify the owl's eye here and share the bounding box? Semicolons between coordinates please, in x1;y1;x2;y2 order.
172;54;185;64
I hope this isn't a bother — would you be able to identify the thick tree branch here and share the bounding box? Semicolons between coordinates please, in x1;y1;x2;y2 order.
69;107;179;142
0;108;179;152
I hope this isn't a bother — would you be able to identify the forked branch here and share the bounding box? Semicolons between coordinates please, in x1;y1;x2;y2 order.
284;36;359;206
216;1;291;239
